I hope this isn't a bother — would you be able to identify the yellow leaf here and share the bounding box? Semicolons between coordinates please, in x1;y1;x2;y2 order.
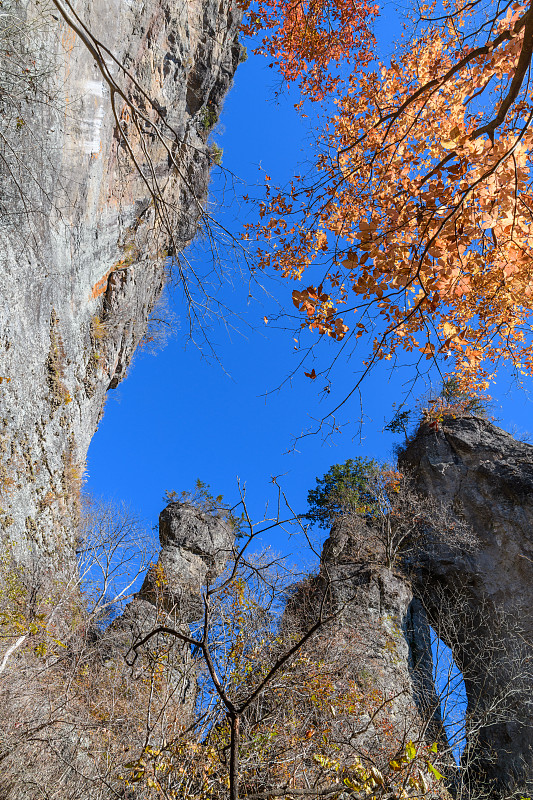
442;322;457;337
370;766;385;785
427;761;445;780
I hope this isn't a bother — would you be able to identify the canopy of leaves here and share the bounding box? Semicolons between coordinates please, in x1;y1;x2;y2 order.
239;0;377;102
243;0;533;400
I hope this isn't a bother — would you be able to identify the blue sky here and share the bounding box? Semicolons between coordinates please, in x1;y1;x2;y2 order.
86;11;533;555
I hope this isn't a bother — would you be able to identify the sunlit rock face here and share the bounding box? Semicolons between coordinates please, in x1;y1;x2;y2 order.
402;416;533;796
0;0;242;572
113;502;234;718
285;519;445;766
133;501;235;621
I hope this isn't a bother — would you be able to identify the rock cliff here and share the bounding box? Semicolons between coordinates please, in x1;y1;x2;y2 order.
0;0;242;572
286;518;446;769
118;501;234;645
402;416;533;796
113;502;234;732
4;7;533;784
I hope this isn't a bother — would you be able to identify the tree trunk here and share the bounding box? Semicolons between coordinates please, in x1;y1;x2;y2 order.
229;712;240;800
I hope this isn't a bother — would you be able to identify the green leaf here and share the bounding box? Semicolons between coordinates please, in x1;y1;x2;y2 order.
427;762;445;781
430;742;438;753
305;457;381;529
406;741;416;760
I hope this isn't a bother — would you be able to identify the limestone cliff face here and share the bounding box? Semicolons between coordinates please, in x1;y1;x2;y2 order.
0;0;241;569
402;416;533;796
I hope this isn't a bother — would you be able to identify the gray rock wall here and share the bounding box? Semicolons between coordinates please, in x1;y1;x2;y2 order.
286;519;445;765
121;501;234;638
113;502;234;717
402;416;533;796
0;0;241;573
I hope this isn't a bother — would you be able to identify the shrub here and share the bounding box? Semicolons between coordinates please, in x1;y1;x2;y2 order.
306;459;477;568
164;479;245;537
201;106;218;130
209;142;223;165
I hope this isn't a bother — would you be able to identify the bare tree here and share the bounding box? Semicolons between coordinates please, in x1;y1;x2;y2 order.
0;486;527;800
125;486;451;800
421;582;533;800
0;497;168;800
0;0;62;224
77;494;157;626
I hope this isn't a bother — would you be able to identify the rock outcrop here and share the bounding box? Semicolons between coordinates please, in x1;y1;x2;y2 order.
0;0;242;573
112;502;234;729
118;501;234;644
286;518;445;767
402;416;533;796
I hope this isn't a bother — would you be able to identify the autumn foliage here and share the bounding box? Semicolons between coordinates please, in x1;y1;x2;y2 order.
122;567;449;800
243;0;533;396
239;0;377;101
